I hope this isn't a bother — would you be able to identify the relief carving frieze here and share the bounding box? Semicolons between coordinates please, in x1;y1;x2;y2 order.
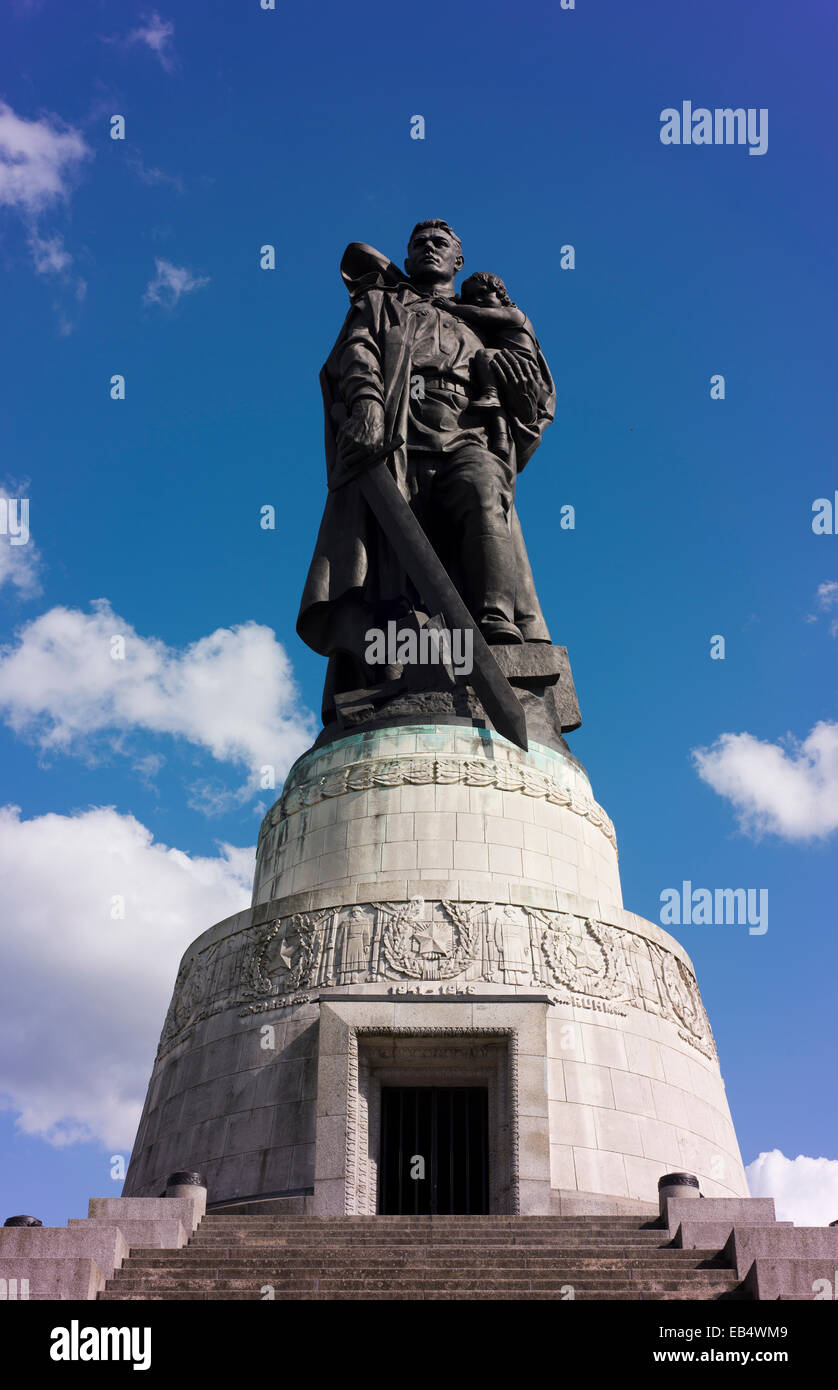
256;753;617;855
537;912;630;1004
378;897;481;981
156;898;717;1062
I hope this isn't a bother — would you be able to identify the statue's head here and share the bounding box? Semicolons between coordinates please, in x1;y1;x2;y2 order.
405;220;464;285
461;271;513;308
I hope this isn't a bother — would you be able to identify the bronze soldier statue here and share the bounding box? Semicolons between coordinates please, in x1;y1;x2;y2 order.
297;219;578;747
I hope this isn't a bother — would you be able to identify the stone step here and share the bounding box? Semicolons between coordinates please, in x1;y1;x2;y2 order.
108;1257;731;1275
147;1237;687;1247
192;1232;665;1243
195;1237;667;1245
106;1276;737;1292
181;1250;689;1262
198;1220;660;1230
189;1239;669;1251
192;1239;670;1248
199;1218;660;1228
107;1272;737;1289
184;1242;685;1255
151;1234;698;1244
194;1220;663;1227
98;1288;741;1302
124;1256;717;1267
121;1252;719;1269
193;1223;666;1231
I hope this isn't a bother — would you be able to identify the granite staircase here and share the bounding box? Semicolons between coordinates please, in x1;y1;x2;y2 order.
98;1213;749;1300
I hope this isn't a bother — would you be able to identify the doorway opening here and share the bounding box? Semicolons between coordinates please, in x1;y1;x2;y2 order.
379;1086;489;1214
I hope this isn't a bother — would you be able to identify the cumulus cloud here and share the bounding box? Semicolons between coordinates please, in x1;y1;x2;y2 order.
0;484;41;597
692;722;838;841
0;100;90;302
124;12;176;72
747;1150;838;1227
0;101;90;217
808;581;838;636
0;600;314;795
143;257;209;307
27;230;72;274
0;804;252;1149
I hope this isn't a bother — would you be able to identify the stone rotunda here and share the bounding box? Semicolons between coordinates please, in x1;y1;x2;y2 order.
123;719;749;1215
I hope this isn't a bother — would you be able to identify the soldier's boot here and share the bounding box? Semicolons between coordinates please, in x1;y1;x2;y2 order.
463;532;523;645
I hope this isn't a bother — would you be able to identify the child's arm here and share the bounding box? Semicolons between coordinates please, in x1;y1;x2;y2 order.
434;299;525;331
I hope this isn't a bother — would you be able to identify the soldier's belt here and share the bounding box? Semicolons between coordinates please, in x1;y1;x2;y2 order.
417;376;469;396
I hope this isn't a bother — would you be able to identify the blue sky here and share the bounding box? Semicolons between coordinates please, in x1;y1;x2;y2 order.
1;0;836;1226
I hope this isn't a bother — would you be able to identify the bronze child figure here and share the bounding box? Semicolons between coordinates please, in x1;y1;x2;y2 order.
439;271;539;460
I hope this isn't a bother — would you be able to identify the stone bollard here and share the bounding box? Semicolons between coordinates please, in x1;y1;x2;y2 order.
4;1216;43;1227
164;1171;207;1222
658;1172;700;1220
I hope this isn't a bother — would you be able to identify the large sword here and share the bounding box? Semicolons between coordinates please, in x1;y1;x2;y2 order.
332;437;529;751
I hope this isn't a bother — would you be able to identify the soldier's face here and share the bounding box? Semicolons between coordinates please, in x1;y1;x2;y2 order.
405;228;463;284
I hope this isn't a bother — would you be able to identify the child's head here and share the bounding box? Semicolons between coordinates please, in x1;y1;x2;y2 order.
460;271;513;307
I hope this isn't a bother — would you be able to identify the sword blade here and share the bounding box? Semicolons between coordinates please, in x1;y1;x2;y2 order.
357;458;529;751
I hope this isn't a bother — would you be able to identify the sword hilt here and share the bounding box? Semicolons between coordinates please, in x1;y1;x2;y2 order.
329;436;404;492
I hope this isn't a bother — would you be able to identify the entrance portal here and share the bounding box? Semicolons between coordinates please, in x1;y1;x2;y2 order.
379;1086;489;1215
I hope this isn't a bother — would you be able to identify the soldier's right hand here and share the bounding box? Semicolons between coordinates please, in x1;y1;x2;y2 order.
337;400;386;466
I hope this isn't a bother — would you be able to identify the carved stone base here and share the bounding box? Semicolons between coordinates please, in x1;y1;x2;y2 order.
122;723;748;1214
122;887;748;1213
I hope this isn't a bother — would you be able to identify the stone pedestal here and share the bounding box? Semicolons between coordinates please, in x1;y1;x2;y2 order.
123;724;749;1213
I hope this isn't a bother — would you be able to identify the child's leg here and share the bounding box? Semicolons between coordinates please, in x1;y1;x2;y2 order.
471;349;502;408
489;410;510;458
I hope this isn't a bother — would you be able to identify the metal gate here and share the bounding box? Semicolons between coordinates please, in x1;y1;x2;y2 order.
379;1086;489;1214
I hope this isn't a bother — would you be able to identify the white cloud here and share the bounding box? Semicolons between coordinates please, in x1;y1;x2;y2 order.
813;581;838;637
143;257;209;307
0;600;314;794
0;804;252;1149
129;157;183;193
0;101;90;296
132;752;165;788
692;722;838;841
746;1150;838;1227
0;101;90;217
125;12;176;73
27;230;72;274
0;484;41;597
